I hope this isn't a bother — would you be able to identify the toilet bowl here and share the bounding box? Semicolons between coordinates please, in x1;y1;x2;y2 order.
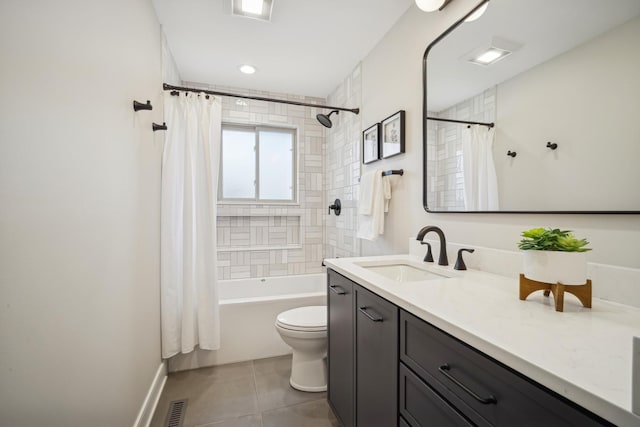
275;305;327;392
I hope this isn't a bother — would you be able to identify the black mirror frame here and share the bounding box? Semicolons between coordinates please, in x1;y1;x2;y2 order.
421;0;639;214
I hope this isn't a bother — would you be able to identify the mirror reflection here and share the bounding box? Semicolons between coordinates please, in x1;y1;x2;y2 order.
424;0;640;212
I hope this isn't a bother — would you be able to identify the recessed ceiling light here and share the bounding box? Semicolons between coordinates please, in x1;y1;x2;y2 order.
232;0;274;21
239;64;256;74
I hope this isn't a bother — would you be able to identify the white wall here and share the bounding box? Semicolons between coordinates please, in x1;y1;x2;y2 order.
359;1;640;269
0;1;163;426
495;16;640;211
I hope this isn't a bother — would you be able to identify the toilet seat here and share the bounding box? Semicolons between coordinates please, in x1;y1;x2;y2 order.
276;306;326;332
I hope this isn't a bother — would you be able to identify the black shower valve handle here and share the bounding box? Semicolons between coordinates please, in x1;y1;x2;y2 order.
328;198;341;216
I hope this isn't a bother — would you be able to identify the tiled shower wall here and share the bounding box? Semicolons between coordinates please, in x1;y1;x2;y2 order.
426;86;496;210
325;65;362;258
183;82;327;279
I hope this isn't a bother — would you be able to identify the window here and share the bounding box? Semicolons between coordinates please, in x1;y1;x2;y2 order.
220;124;296;203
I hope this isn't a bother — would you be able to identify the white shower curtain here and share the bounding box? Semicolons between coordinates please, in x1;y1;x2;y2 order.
462;125;499;210
161;91;222;359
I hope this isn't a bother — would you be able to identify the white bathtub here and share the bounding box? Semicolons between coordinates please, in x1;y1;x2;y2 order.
167;273;327;372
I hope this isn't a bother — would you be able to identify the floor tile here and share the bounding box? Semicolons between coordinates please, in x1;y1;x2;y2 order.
150;356;337;427
261;399;339;427
150;362;257;427
253;361;326;412
195;414;263;427
253;354;292;378
182;376;260;427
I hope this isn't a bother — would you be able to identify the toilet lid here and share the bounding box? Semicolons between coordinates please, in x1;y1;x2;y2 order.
276;306;326;331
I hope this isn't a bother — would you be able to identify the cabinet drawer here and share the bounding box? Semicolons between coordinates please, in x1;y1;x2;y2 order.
400;363;474;427
400;310;611;427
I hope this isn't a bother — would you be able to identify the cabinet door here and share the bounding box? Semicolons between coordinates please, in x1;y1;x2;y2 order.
327;269;355;427
355;284;398;427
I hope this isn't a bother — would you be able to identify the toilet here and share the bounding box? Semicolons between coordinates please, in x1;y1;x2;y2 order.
275;305;327;392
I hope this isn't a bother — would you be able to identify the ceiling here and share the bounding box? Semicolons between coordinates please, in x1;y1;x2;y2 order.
152;0;414;99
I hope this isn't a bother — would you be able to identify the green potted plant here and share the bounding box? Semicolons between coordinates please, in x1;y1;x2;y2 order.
518;228;591;285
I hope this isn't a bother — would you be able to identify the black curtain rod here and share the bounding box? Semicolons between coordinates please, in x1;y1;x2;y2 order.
426;116;494;128
163;83;360;114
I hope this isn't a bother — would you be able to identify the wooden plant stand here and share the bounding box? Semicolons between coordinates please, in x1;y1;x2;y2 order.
519;274;592;312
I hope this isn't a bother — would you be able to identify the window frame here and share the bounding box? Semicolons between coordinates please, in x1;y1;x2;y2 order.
219;123;298;205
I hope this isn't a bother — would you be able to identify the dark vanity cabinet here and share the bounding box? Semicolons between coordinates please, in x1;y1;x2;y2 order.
328;269;355;427
355;284;398;427
327;269;611;427
327;269;398;427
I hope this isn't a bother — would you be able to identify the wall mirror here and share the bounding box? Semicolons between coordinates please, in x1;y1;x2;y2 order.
423;0;640;213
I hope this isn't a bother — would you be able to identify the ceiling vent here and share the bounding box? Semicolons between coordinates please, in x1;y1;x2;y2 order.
464;37;521;67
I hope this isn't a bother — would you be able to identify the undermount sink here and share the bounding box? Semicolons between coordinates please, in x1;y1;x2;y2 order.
359;263;450;282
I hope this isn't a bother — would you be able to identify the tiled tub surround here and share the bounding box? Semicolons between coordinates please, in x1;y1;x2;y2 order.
216;206;325;279
426;87;496;211
217;216;301;251
325;248;640;426
182;82;327;279
324;65;362;259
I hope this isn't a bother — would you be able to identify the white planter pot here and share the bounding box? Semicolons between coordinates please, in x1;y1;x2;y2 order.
522;250;587;285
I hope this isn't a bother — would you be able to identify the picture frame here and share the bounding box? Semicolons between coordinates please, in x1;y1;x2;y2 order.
381;110;405;159
362;123;380;164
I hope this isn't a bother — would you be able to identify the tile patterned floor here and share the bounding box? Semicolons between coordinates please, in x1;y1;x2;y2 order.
150;355;339;427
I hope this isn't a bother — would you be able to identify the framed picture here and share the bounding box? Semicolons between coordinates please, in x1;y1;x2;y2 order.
381;110;405;159
362;123;380;164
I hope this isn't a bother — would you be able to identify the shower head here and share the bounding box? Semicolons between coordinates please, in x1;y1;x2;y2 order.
316;110;339;128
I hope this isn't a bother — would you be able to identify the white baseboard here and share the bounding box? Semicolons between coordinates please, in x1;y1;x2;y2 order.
133;361;167;427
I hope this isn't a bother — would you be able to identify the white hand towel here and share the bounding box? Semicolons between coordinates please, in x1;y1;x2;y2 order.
357;170;389;241
358;170;379;215
383;176;392;214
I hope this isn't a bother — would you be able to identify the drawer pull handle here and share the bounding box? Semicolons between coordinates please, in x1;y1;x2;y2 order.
358;306;383;322
438;364;497;405
329;285;346;295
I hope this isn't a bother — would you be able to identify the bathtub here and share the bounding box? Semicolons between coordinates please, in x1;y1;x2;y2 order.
167;273;327;372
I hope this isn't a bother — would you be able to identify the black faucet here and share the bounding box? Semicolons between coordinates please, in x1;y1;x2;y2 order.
416;226;448;266
454;248;475;270
420;242;434;262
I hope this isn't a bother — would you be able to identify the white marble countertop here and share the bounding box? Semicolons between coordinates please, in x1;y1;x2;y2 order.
324;254;640;427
